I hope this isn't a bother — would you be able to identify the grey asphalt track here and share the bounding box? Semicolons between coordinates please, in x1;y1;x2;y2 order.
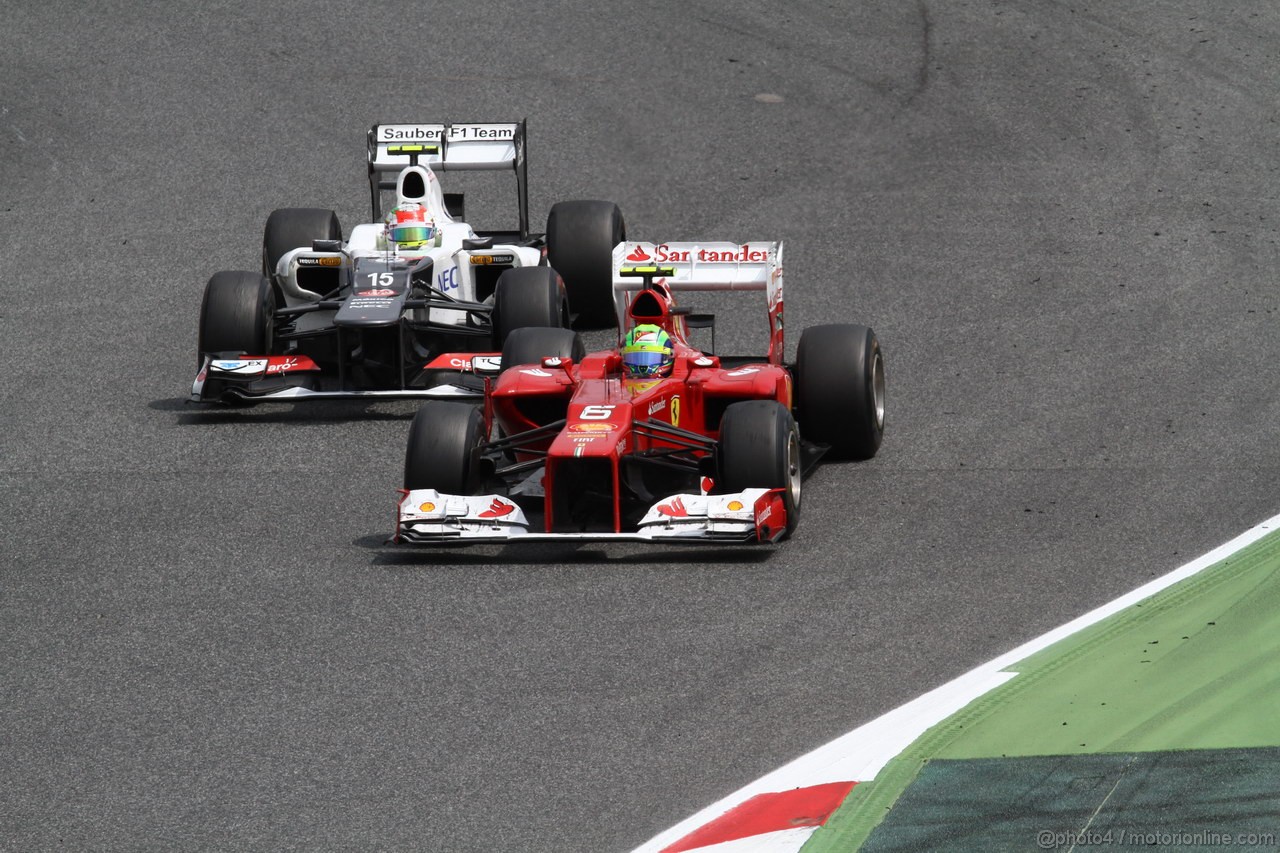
3;2;1278;851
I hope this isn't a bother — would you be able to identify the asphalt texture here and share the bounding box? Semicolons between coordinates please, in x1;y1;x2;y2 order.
3;2;1279;851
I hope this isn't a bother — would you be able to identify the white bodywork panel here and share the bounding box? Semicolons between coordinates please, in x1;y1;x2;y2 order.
272;165;541;329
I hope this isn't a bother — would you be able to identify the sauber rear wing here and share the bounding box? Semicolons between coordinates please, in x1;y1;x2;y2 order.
366;120;530;237
611;241;785;363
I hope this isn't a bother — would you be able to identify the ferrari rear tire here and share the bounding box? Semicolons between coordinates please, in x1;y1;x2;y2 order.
795;324;885;460
492;266;569;348
500;327;584;372
404;402;486;494
718;400;801;537
546;200;625;329
197;271;275;366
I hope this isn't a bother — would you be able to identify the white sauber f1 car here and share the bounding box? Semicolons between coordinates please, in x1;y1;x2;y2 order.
394;240;886;545
191;120;624;404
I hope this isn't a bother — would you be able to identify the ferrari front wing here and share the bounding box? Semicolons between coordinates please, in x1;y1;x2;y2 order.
395;487;789;544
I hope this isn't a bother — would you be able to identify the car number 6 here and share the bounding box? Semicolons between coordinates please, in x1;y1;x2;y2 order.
580;405;615;420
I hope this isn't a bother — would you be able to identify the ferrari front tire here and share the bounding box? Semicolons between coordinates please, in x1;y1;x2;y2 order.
404;402;486;494
718;400;801;537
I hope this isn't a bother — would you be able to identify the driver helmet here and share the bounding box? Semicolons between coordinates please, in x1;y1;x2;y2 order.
621;324;674;377
385;202;436;250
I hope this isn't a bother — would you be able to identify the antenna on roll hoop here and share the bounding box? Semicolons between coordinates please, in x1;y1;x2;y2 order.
617;265;676;292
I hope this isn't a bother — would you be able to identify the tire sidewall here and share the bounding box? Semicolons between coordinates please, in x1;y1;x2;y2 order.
795;324;884;460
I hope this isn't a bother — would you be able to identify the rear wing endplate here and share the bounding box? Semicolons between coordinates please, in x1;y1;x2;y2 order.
611;241;785;362
367;120;529;236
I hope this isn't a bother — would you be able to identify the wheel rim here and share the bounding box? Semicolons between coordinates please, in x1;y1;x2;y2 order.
787;431;801;508
870;350;886;430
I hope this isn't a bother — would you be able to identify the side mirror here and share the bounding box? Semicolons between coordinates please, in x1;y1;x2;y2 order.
312;239;343;252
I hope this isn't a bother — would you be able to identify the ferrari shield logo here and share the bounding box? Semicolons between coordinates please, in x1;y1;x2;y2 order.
670;395;680;427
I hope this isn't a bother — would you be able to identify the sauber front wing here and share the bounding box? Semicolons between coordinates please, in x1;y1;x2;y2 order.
395;488;789;545
190;354;497;403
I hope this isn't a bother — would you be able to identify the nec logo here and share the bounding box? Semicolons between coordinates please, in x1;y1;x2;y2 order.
437;266;459;292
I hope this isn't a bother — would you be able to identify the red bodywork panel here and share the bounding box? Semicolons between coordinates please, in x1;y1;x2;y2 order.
484;283;792;533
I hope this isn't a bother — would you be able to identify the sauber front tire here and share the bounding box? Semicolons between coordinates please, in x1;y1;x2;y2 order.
499;327;585;372
491;266;570;349
197;271;274;366
546;200;625;329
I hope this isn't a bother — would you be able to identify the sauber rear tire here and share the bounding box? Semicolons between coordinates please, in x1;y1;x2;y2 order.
492;266;569;348
795;324;885;460
262;208;343;277
197;271;274;366
545;200;625;329
404;402;486;495
500;327;585;372
718;400;801;537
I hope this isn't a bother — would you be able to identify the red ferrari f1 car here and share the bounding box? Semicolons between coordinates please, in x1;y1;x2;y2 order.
395;241;885;543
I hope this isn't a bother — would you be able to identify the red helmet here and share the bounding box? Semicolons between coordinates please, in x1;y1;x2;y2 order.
385;203;436;249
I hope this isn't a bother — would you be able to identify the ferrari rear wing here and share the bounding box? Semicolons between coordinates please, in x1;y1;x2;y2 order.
611;241;785;362
366;120;530;236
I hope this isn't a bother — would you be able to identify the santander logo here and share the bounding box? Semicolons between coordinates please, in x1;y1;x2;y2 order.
479;499;516;518
657;496;689;518
626;245;651;262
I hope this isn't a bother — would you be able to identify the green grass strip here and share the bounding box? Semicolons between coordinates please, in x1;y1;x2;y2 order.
804;526;1280;852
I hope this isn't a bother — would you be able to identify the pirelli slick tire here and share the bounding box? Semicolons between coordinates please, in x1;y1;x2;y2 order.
718;400;801;537
491;266;570;349
795;324;885;460
546;200;625;329
500;327;585;373
404;402;486;495
197;271;275;366
262;208;342;299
